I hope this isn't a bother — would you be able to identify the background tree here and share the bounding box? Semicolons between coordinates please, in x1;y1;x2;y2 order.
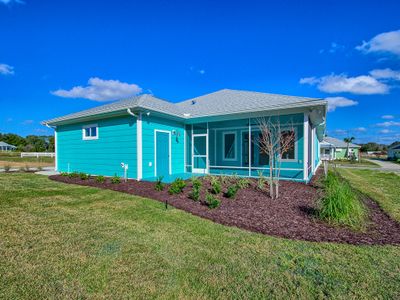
343;137;355;158
257;117;295;199
0;132;54;152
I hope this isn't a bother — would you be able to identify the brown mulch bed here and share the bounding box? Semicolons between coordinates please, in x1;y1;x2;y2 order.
49;173;400;245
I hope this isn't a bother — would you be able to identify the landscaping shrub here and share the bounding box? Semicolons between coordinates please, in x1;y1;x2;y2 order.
37;166;43;171
205;192;220;209
168;178;186;194
79;172;89;180
189;177;202;201
225;184;239;199
319;171;366;229
154;176;165;191
111;174;121;184
68;172;79;179
4;164;11;172
237;178;250;189
24;165;30;172
210;176;222;194
61;172;69;177
96;175;106;183
257;170;266;191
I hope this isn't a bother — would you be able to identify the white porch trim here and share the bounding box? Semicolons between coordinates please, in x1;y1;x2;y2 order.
303;112;309;180
137;113;143;180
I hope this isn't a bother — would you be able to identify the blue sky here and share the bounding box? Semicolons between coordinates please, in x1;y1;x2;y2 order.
0;0;399;144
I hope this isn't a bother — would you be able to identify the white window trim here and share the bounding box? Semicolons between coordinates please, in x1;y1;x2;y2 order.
280;127;298;162
222;131;237;161
82;124;99;140
154;129;172;177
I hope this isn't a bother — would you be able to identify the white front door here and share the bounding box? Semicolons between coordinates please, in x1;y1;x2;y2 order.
192;134;208;174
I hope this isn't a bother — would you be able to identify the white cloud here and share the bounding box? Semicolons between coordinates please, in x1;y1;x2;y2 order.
376;121;400;127
331;129;347;135
320;42;345;54
356;29;400;56
379;129;393;134
354;127;367;132
300;73;389;95
325;97;358;112
369;68;400;81
199;69;205;75
21;119;34;125
0;64;14;75
0;0;24;5
52;77;142;102
382;115;395;119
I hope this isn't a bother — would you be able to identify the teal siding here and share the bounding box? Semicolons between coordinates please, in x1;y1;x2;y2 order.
57;115;137;178
142;115;185;179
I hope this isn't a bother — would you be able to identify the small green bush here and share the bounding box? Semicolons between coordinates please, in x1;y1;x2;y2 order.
189;177;202;201
68;171;79;179
319;171;366;229
61;172;69;177
4;164;11;172
168;178;186;194
210;176;221;194
111;174;121;184
154;176;165;191
257;170;266;190
37;166;43;171
205;193;220;209
96;175;106;183
24;165;30;172
225;184;239;199
79;172;89;180
237;178;250;189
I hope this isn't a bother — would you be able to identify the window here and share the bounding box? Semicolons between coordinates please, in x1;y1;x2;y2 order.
223;132;236;160
258;133;269;165
281;130;295;160
82;124;98;140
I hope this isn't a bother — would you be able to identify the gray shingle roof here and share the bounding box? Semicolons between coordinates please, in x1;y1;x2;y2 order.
0;141;16;148
43;89;327;125
178;89;325;117
43;94;184;124
322;137;360;148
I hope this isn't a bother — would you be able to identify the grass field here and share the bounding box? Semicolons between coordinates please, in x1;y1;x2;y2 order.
337;168;400;222
332;159;380;168
0;173;399;299
0;152;54;168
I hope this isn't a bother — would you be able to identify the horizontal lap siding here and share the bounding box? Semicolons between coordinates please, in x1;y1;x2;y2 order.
57;116;137;178
142;115;185;178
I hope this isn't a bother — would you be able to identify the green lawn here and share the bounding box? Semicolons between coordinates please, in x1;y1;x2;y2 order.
1;173;399;299
332;159;380;168
337;168;400;222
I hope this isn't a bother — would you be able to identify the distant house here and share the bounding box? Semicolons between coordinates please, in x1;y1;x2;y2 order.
42;89;327;183
0;141;17;151
320;137;360;160
388;144;400;160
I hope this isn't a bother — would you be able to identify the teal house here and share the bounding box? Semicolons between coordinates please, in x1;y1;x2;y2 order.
43;89;327;182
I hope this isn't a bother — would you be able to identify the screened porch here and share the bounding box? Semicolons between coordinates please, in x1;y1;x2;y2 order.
184;113;311;181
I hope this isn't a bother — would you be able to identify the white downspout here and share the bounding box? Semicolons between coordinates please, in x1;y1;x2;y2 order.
126;109;142;181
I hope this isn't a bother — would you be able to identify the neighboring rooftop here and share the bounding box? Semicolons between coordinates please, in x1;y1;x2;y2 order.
0;141;16;148
321;137;360;148
43;89;327;125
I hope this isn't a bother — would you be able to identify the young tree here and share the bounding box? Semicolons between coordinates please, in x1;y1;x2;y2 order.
257;117;295;199
343;137;355;159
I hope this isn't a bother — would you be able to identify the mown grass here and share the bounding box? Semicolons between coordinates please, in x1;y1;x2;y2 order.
318;171;367;230
337;168;400;222
332;159;380;167
0;173;399;299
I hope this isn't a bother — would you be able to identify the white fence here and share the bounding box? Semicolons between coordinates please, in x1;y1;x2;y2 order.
21;152;55;158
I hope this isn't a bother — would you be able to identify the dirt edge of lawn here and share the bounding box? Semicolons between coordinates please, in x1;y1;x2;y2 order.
49;173;400;245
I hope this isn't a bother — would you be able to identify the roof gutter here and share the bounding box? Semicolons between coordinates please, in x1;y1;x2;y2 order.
127;108;137;117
